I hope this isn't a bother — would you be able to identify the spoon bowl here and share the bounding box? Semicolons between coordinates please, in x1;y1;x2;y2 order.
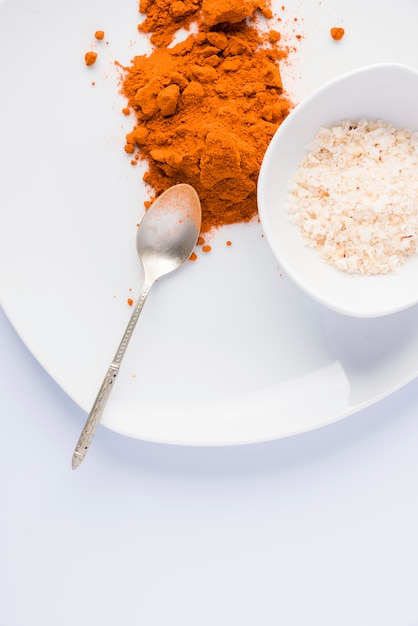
137;184;201;281
72;183;201;468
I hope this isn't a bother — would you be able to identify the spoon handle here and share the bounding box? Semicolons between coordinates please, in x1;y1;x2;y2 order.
71;280;153;470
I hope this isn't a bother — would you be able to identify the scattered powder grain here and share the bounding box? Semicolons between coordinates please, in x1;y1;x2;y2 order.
285;119;418;275
95;30;105;40
84;51;98;66
330;27;344;41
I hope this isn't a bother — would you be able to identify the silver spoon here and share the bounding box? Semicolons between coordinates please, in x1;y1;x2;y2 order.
72;183;201;469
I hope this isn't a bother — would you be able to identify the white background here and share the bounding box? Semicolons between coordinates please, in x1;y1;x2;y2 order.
2;304;418;625
3;0;418;623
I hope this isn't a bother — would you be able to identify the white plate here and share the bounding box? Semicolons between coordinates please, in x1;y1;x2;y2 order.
2;0;418;445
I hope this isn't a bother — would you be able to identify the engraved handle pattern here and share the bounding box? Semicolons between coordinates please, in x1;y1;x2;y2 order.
113;281;152;365
72;364;118;469
72;280;153;469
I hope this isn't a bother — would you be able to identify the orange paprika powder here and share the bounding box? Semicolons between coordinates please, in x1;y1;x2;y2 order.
330;27;345;41
119;0;292;234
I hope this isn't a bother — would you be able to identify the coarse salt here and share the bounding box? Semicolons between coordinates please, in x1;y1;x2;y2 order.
285;118;418;274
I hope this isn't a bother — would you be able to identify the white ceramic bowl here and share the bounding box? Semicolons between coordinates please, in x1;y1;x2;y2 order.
258;63;418;317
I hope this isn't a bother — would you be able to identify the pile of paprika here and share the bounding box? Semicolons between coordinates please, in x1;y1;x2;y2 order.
120;0;292;234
